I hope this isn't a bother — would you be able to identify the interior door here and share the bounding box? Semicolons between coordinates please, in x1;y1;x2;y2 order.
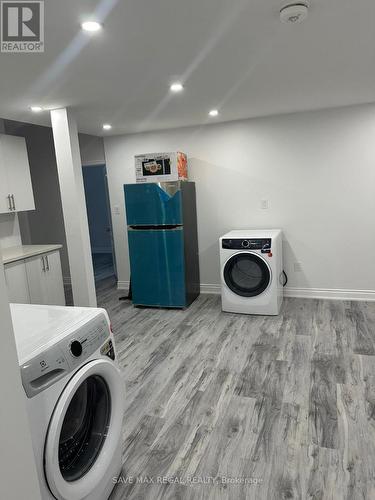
82;165;116;281
1;134;35;212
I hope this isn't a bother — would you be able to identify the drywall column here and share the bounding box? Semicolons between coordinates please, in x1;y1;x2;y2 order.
0;253;42;500
51;108;97;307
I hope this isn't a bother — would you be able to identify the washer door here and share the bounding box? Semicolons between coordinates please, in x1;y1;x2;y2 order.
224;252;271;297
44;359;124;500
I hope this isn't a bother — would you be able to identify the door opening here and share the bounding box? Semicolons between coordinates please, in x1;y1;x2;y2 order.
82;164;116;282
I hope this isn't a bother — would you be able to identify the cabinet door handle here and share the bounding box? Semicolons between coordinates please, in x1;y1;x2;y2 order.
46;255;50;271
7;195;12;211
11;194;15;211
41;256;46;272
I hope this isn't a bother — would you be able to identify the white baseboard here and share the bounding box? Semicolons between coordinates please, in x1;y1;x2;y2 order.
117;281;130;291
116;280;375;302
200;283;221;294
284;287;375;301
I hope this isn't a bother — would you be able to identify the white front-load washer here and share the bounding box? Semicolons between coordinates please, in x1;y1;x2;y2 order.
10;303;125;500
220;229;284;315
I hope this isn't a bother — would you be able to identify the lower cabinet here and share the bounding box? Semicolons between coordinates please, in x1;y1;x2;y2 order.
4;260;31;303
4;250;65;306
25;251;65;306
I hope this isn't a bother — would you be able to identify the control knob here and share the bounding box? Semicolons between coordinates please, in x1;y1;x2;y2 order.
70;340;83;357
242;240;250;248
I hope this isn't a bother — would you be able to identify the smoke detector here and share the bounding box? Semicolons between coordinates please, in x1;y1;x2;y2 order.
280;3;309;24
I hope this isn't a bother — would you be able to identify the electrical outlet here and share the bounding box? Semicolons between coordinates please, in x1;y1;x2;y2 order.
261;199;269;210
294;262;302;272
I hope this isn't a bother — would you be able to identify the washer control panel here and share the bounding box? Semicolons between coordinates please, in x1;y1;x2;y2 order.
222;238;272;253
62;314;110;369
20;313;111;398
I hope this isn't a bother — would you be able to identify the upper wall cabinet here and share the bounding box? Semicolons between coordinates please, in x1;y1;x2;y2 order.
0;134;35;213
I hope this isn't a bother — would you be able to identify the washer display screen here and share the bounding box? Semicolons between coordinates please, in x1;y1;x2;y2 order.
224;253;271;297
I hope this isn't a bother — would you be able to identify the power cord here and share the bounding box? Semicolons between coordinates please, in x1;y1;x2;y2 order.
119;278;132;301
282;271;288;287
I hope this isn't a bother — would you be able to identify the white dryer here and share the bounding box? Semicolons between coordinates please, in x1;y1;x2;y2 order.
10;303;124;500
220;229;284;315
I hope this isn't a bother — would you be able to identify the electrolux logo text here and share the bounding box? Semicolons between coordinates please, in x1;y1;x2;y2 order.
1;0;44;52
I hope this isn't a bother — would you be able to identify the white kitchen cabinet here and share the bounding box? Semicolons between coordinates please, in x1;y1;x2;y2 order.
0;134;35;213
3;260;31;303
3;247;65;306
25;250;65;306
24;254;49;305
44;250;65;306
0;144;10;213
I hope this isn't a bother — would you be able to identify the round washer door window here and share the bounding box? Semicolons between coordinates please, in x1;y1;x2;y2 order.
44;359;124;500
58;374;110;481
224;252;271;297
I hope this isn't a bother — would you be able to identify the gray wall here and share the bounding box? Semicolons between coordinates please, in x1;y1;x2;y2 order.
4;120;105;279
79;133;106;166
0;213;22;249
5;120;71;277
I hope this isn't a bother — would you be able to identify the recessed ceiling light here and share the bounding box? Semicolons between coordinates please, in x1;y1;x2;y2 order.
30;106;43;112
170;82;184;93
102;124;112;130
208;109;219;117
81;21;102;32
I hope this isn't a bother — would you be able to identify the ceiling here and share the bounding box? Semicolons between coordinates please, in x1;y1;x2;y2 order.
0;0;374;136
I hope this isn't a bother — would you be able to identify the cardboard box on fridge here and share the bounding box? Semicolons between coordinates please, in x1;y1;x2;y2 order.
135;152;188;183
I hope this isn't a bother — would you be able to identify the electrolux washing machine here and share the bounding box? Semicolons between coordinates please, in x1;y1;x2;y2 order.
10;303;125;500
220;229;284;315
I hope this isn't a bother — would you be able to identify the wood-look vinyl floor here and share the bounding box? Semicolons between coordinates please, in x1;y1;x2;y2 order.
93;278;375;500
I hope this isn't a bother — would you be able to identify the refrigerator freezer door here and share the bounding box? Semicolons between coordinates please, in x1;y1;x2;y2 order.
128;228;186;307
124;183;183;226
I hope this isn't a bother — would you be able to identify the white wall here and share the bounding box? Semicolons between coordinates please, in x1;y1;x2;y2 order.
0;252;41;499
105;104;375;299
51;108;97;307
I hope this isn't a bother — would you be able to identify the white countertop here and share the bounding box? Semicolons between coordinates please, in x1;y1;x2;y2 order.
10;303;106;364
2;244;62;265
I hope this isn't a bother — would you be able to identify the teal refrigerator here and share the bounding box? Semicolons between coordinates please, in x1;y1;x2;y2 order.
124;181;200;308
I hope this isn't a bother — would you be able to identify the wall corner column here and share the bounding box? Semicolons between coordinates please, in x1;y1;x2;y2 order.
51;108;96;307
